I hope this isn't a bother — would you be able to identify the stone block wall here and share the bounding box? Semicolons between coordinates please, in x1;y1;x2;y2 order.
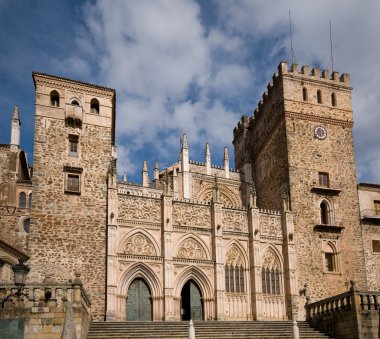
28;73;115;320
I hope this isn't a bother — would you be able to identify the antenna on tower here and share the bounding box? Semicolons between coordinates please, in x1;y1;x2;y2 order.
289;10;296;65
329;21;334;72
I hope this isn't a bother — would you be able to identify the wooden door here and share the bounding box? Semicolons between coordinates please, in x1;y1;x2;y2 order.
126;278;152;321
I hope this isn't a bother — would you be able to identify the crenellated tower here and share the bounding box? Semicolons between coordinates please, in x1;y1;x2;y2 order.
233;61;367;310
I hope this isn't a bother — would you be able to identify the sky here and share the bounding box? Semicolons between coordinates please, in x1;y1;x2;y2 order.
0;0;379;184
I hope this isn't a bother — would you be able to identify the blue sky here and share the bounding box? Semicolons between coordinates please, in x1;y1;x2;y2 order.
1;0;379;184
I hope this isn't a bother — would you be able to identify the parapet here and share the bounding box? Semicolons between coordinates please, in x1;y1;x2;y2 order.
233;115;249;139
277;61;350;86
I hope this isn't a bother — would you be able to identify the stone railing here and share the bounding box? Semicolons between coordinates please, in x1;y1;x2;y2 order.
0;272;91;339
306;282;380;339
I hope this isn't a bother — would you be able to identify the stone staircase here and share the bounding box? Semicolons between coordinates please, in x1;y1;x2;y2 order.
87;320;333;338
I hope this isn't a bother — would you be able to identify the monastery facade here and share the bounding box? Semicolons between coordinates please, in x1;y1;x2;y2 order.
1;62;380;323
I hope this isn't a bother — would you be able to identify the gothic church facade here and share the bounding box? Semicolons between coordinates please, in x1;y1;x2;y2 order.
1;62;380;322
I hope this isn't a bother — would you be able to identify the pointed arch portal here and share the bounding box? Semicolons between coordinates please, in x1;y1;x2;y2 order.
181;279;203;321
126;278;152;321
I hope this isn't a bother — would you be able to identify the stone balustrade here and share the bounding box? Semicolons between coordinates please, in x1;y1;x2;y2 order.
0;272;91;339
305;282;380;339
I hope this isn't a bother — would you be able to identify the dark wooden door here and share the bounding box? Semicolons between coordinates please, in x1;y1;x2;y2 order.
181;280;203;321
126;278;152;321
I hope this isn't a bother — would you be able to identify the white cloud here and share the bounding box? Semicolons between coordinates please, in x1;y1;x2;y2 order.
57;0;380;183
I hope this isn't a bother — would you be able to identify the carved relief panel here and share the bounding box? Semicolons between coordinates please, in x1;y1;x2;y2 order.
222;209;248;232
172;202;211;227
118;196;160;223
123;233;157;256
260;214;282;237
177;238;207;260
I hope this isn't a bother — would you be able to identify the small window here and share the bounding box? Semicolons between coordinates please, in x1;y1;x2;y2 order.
90;98;100;114
19;192;26;208
28;193;32;208
69;135;79;157
67;174;80;192
64;167;82;194
323;243;338;272
302;87;308;101
317;90;322;104
23;218;30;234
318;172;329;187
372;240;380;253
50;90;60;107
320;201;330;225
325;252;334;271
71;100;80;106
331;92;337;107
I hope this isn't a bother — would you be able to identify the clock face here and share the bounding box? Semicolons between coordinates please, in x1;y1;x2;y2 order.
314;126;327;140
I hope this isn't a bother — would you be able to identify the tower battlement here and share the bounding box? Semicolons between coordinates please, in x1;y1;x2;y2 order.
277;61;350;85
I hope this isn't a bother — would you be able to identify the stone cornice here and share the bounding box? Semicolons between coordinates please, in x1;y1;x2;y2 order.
0;239;29;262
33;72;115;98
284;111;353;127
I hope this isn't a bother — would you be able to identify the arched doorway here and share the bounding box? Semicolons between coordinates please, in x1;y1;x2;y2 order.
181;279;203;321
126;278;152;321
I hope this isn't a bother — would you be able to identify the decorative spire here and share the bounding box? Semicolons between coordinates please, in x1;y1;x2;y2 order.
12;105;20;121
205;143;211;175
154;160;159;181
181;134;188;150
142;160;149;187
121;171;127;183
10;105;21;148
223;147;230;179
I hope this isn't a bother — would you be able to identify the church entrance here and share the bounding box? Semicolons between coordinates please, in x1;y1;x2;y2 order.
181;280;203;321
126;278;152;321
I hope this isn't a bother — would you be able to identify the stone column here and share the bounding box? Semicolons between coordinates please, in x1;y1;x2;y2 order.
281;206;299;320
106;168;118;320
248;202;262;319
212;200;224;320
162;194;174;320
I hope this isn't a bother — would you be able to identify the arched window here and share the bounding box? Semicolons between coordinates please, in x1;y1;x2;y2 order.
302;87;308;101
50;90;60;107
90;98;100;114
261;249;282;295
19;192;26;208
317;90;322;104
71;100;79;106
28;193;32;208
331;92;337;106
323;242;338;272
320;201;331;225
225;245;245;293
23;218;30;234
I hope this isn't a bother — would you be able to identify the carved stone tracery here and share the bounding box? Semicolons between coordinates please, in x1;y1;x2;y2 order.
124;234;156;256
177;238;206;260
222;210;248;232
172;203;210;227
226;245;244;266
262;249;280;270
118;196;160;222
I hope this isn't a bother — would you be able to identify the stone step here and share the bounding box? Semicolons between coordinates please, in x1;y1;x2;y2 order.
87;321;332;339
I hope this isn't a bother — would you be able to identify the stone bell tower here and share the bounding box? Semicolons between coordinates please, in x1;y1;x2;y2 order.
233;62;367;312
28;73;116;320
